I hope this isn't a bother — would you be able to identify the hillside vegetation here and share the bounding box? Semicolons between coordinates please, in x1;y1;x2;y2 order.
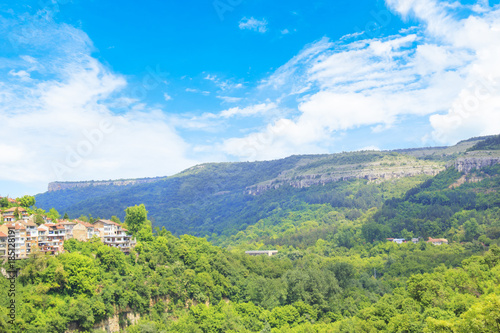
3;134;500;332
36;151;446;239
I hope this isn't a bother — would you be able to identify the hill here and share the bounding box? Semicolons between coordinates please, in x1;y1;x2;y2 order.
35;136;497;239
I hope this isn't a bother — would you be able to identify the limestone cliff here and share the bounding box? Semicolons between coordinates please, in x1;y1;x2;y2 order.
454;154;500;173
246;159;445;195
48;177;168;192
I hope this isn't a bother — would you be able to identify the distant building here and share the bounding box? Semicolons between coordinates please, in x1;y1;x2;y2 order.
427;237;448;245
386;238;406;244
0;232;7;258
20;219;38;255
72;221;100;241
93;219;136;253
411;238;420;244
0;222;27;258
2;207;29;222
245;250;278;256
38;223;66;254
56;220;77;239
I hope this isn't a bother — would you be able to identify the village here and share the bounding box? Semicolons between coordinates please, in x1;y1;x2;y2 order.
0;197;136;260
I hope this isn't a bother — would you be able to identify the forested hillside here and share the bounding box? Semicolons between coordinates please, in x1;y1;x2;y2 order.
1;208;499;332
3;134;500;332
35;135;496;242
36;150;447;238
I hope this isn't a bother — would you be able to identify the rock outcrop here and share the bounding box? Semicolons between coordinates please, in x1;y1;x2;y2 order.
246;165;444;195
454;157;500;173
48;177;168;192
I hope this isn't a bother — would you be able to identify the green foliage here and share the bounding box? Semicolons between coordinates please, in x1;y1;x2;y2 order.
9;148;500;332
468;134;500;151
17;195;35;208
0;197;9;208
125;204;149;235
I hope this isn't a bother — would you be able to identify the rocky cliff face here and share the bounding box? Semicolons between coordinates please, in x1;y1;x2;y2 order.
48;177;168;192
454;156;500;173
246;164;444;195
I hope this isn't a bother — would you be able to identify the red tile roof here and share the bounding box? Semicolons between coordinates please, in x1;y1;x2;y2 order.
4;207;26;213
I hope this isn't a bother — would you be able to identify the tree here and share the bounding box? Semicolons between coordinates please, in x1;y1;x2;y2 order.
47;208;60;221
125;204;149;235
464;219;479;242
63;212;69;220
17;195;35;208
0;197;9;208
110;215;121;224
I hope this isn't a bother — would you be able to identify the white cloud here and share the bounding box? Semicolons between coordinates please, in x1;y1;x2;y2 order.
9;70;31;81
186;88;210;95
204;74;244;91
163;92;172;101
219;103;277;118
222;0;500;159
0;13;196;192
217;96;243;103
239;17;268;33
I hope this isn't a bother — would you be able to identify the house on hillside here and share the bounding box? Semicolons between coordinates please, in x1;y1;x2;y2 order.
56;220;77;240
245;250;278;256
427;237;448;245
20;219;38;255
0;222;27;259
0;232;7;258
93;219;136;253
38;223;65;254
72;221;100;241
2;207;29;222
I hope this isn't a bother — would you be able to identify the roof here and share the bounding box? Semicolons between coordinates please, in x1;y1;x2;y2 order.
95;219;121;226
79;221;94;228
4;207;26;213
4;222;26;230
57;220;76;225
19;220;37;227
427;238;448;243
0;231;7;237
245;250;278;254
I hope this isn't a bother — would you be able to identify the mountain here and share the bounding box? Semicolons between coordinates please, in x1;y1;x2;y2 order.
35;135;500;239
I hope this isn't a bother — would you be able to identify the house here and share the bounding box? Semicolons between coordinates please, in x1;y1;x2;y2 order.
2;207;29;222
20;219;38;255
0;222;27;259
427;237;448;245
245;250;278;256
56;220;77;239
0;232;7;258
386;238;406;244
38;223;66;254
72;221;100;241
411;238;420;244
37;225;48;251
93;219;136;253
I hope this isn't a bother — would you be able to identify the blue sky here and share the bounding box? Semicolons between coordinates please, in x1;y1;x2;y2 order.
1;0;500;198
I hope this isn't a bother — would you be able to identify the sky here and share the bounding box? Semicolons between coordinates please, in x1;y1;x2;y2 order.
1;0;500;198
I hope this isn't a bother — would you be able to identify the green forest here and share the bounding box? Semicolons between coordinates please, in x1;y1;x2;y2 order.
1;206;499;332
2;135;500;332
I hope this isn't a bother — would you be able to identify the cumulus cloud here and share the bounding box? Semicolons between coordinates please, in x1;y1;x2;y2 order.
239;17;268;33
222;0;500;160
0;12;196;192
